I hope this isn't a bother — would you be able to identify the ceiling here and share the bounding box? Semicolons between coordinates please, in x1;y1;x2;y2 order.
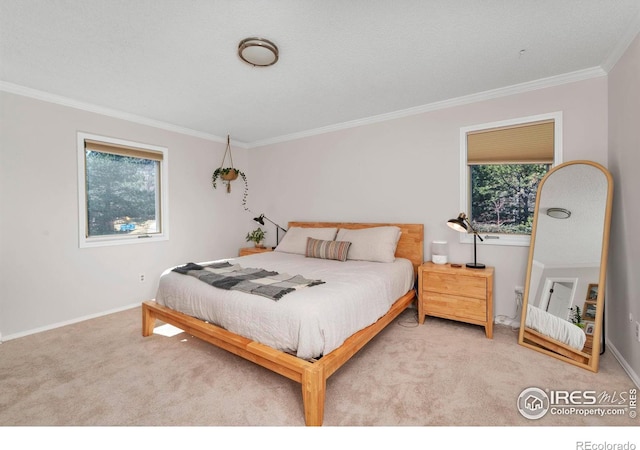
1;1;639;147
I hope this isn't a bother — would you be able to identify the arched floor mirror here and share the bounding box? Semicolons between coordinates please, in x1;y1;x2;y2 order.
518;160;613;372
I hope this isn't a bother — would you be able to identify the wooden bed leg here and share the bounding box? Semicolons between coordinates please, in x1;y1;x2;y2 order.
141;302;155;337
301;365;325;426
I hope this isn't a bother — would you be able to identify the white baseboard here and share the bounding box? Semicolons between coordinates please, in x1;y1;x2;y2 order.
0;302;141;343
605;339;640;389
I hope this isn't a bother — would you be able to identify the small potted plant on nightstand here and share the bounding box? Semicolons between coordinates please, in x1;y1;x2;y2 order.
246;227;267;248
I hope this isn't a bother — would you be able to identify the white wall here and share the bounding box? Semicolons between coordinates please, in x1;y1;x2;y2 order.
0;92;250;338
247;77;609;326
0;75;613;346
529;266;599;310
608;32;640;383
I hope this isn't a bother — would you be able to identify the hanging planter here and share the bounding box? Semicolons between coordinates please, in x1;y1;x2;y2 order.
220;169;239;182
213;167;243;191
211;135;248;208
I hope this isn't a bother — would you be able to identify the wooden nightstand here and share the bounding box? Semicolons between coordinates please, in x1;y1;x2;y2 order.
238;247;273;257
418;262;494;338
583;334;594;352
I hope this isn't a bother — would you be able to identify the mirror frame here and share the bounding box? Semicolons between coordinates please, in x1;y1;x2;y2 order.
518;160;613;372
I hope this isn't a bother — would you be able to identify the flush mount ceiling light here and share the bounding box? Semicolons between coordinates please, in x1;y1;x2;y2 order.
546;207;572;219
238;37;279;67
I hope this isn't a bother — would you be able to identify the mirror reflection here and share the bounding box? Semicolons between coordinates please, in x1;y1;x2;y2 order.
518;160;613;372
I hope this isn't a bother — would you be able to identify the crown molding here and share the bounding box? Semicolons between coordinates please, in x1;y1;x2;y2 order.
2;65;606;151
0;81;249;149
248;66;606;148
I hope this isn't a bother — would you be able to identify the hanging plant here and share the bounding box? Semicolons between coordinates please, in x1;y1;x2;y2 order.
211;135;249;208
212;167;248;205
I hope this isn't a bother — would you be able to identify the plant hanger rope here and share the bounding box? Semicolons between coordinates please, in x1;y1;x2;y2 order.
220;134;234;169
211;134;248;205
219;134;238;192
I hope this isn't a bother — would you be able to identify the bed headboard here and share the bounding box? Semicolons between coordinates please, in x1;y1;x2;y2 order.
288;221;424;274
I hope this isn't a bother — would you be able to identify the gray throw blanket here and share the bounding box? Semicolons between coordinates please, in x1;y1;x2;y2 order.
173;261;324;301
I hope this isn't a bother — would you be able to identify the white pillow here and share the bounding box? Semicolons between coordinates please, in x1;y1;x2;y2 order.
274;227;338;255
335;226;401;263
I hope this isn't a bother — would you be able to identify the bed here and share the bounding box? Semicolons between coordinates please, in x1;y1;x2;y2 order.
524;304;586;351
142;221;423;426
523;304;589;364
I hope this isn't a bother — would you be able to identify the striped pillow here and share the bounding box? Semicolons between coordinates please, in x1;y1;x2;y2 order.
305;238;351;262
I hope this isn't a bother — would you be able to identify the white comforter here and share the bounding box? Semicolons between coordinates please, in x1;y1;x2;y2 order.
155;251;414;359
526;304;586;351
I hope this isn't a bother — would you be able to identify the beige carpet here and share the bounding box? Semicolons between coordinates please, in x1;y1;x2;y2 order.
0;305;637;427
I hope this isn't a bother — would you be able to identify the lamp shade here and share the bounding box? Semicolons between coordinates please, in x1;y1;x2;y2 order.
253;214;265;225
447;213;469;233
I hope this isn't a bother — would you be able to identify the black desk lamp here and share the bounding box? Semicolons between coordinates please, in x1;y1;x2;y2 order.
253;214;288;245
447;212;485;269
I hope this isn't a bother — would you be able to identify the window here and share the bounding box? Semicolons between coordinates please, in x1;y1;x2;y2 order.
77;132;169;248
459;112;562;246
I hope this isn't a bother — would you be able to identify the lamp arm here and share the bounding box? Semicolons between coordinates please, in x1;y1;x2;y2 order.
464;217;484;242
262;215;288;232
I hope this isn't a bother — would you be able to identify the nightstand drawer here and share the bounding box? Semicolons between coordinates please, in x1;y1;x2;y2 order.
424;292;487;322
423;271;486;299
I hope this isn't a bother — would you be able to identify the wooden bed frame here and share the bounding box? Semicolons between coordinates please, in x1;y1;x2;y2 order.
522;328;590;365
141;222;424;426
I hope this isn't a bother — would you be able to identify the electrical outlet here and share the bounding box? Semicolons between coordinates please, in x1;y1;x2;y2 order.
139;273;145;283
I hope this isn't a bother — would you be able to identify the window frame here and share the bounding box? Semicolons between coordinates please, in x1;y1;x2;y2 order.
77;132;169;248
458;112;563;247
